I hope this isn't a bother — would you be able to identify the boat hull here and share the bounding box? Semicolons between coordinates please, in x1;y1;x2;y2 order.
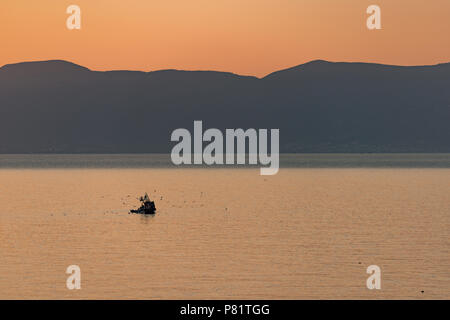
130;208;156;215
130;200;156;215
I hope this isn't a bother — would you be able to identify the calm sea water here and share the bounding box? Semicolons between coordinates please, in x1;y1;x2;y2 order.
0;154;449;299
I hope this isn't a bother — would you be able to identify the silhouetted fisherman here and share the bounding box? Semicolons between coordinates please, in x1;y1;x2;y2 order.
130;193;156;214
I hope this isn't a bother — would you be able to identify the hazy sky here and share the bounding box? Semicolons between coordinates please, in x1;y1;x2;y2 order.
1;0;449;77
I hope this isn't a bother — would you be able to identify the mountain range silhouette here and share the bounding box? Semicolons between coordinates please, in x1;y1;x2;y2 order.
0;59;449;153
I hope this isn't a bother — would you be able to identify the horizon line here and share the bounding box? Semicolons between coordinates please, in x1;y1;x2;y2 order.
1;59;450;79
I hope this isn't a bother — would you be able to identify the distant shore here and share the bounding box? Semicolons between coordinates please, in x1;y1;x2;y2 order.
1;153;450;169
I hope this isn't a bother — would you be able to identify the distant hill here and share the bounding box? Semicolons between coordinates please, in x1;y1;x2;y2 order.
0;59;449;153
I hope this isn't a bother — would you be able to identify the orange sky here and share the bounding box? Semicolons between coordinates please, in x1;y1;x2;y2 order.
1;0;449;77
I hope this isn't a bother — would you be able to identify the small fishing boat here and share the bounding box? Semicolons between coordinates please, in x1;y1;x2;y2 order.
130;193;156;214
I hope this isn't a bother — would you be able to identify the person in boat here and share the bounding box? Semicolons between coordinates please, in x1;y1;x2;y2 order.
142;193;151;202
132;193;156;214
